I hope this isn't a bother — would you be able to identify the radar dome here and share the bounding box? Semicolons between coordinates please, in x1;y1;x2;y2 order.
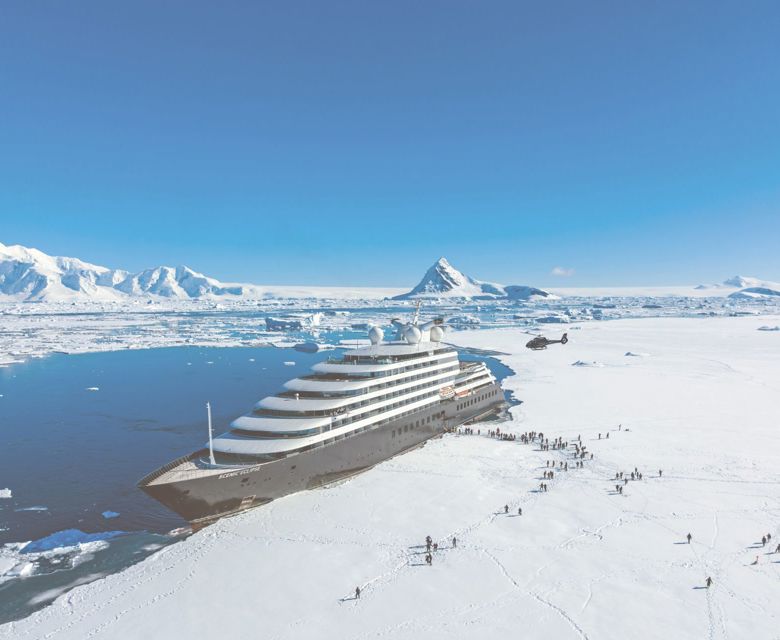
368;326;383;345
403;325;422;345
430;325;445;342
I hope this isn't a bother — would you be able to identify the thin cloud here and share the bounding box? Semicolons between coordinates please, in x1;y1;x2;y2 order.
551;266;575;277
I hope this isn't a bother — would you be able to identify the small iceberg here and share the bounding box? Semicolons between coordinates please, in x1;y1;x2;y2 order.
101;511;120;519
85;387;100;392
21;529;125;554
14;506;48;512
283;361;296;366
293;342;320;353
0;488;11;499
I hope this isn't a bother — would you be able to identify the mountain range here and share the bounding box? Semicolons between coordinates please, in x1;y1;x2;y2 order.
0;242;244;302
1;241;778;302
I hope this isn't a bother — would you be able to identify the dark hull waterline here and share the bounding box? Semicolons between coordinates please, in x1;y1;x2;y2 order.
140;384;505;523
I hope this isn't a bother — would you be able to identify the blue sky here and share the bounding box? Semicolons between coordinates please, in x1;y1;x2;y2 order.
1;1;779;287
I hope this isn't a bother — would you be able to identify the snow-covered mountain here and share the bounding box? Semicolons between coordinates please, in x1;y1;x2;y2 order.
393;257;554;300
695;275;780;290
728;287;780;300
114;266;243;298
0;241;244;302
694;275;780;300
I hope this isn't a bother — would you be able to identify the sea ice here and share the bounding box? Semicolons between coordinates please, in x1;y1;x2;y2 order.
0;489;11;499
2;314;780;640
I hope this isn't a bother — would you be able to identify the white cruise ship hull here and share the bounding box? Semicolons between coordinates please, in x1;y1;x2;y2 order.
140;381;505;523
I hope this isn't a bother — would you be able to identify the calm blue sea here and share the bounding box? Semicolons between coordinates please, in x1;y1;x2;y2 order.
0;346;325;622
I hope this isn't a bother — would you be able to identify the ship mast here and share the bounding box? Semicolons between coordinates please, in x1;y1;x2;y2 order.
207;401;216;465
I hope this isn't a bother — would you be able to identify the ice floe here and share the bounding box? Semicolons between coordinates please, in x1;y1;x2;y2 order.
20;529;125;553
0;489;11;499
0;530;124;588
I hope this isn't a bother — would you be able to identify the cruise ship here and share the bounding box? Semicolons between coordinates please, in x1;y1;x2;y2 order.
139;315;506;523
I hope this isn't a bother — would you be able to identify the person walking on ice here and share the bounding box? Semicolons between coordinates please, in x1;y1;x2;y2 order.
687;533;692;544
705;577;712;588
659;469;663;477
452;536;457;548
355;587;361;599
518;507;522;516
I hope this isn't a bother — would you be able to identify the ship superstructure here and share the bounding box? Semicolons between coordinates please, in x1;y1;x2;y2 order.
140;316;505;522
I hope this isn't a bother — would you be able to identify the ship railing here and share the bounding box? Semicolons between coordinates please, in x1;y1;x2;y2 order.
137;451;201;486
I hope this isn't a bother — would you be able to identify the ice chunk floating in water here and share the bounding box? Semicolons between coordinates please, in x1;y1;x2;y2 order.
21;529;126;554
0;488;11;499
101;511;120;519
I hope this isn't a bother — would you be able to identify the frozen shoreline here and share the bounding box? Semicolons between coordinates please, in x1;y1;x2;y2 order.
2;315;778;639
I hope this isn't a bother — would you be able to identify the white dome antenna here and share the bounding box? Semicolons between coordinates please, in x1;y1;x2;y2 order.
403;325;422;345
368;326;383;345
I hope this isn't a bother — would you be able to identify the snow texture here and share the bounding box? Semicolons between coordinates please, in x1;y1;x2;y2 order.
2;315;778;639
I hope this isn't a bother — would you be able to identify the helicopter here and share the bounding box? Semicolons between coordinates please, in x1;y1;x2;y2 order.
525;333;568;351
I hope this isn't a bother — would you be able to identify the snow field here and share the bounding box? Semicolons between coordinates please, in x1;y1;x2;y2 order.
1;315;778;639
